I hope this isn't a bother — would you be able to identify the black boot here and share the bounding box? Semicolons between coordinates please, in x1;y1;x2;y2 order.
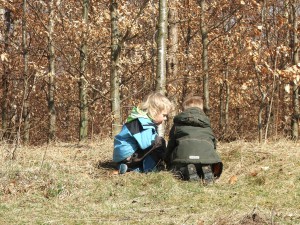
201;165;214;184
186;164;200;181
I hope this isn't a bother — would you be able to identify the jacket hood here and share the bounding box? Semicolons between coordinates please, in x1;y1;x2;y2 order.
173;107;211;128
126;107;150;123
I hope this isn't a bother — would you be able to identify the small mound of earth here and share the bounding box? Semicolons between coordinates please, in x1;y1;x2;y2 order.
240;213;267;225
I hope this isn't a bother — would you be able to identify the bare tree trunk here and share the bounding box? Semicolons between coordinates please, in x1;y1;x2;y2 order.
257;67;265;143
47;0;56;142
168;0;178;115
22;0;30;145
224;69;229;133
150;1;157;91
167;1;178;79
274;79;281;138
181;0;190;105
219;57;230;136
156;0;168;136
264;47;278;141
1;8;12;140
110;0;121;137
156;0;168;95
290;2;299;140
258;104;264;143
79;0;89;141
12;0;29;158
199;0;210;116
219;83;223;130
256;0;267;143
224;35;231;136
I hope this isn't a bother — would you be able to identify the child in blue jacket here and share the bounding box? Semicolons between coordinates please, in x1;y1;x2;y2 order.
113;92;172;174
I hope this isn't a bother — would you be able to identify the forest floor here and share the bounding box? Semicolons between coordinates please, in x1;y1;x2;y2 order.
0;138;299;225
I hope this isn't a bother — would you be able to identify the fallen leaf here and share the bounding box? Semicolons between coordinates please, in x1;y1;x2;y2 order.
250;170;259;176
197;220;205;225
112;170;119;175
229;175;238;184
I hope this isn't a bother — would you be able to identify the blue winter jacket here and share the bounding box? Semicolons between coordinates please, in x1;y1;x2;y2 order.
113;117;158;163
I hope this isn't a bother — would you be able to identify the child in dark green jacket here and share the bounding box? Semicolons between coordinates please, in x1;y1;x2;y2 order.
165;96;223;183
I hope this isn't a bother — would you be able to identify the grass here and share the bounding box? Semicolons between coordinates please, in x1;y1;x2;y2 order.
0;139;300;225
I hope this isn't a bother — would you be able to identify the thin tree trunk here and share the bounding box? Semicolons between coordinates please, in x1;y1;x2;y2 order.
22;0;30;145
224;34;230;136
48;0;56;142
256;0;267;143
219;57;230;135
151;1;157;91
274;79;281;138
199;0;210;116
1;8;11;140
219;82;224;129
110;0;121;137
156;0;168;136
281;0;291;138
156;0;168;94
224;68;229;133
168;0;178;115
290;2;299;140
181;0;191;105
264;46;278;141
79;0;89;141
12;0;29;158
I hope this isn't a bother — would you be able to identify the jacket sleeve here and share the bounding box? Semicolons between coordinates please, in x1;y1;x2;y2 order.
125;119;157;150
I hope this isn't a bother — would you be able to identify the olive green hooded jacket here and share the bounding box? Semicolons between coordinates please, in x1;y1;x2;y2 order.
165;107;222;166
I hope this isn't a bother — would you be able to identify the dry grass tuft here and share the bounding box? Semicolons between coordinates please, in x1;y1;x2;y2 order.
1;138;299;224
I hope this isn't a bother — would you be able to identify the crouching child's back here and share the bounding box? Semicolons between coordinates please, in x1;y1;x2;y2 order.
165;95;223;184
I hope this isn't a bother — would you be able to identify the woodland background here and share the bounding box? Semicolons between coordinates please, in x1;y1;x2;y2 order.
1;0;300;146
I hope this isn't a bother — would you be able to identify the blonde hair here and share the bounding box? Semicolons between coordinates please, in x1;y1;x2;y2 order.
182;95;203;110
139;92;172;120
